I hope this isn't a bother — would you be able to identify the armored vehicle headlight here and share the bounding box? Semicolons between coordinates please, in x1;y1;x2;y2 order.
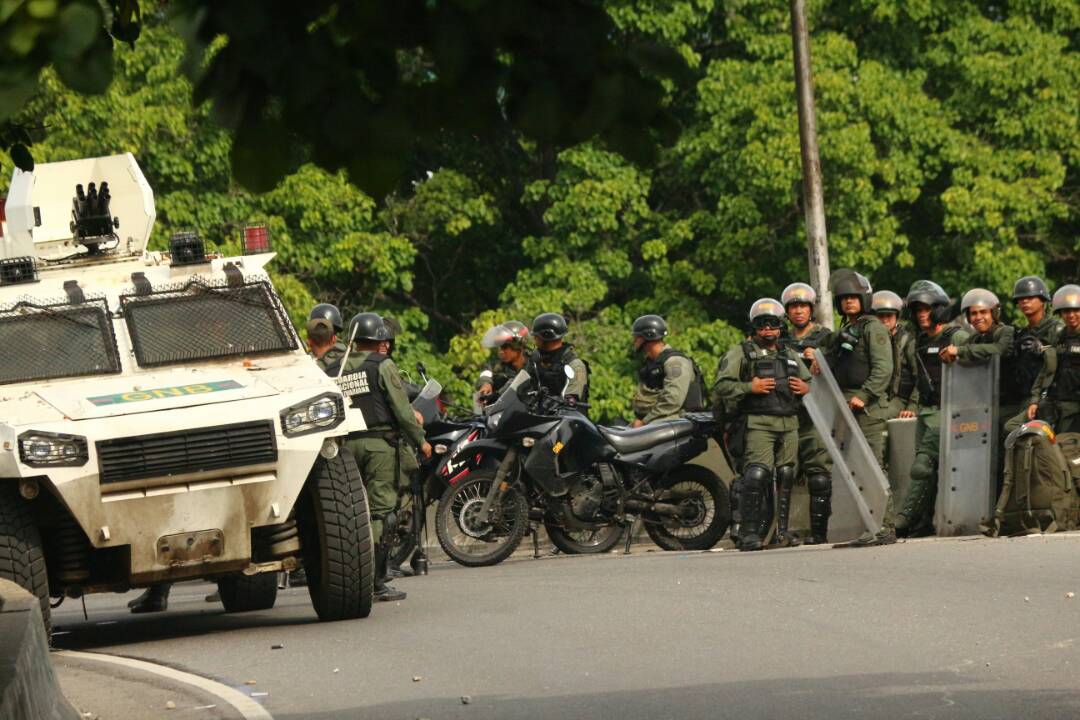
18;431;89;468
280;393;345;437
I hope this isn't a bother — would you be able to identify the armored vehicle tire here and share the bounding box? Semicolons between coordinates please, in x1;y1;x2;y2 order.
435;471;529;567
0;487;51;634
545;524;624;555
297;450;374;621
644;466;731;551
217;572;278;613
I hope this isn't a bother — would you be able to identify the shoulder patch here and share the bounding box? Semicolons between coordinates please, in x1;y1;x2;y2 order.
390;371;403;389
668;363;684;379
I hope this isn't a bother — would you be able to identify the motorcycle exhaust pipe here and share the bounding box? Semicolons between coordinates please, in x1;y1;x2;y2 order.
625;499;684;517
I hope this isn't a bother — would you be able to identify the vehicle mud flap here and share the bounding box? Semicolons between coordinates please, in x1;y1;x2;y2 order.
802;350;891;542
887;417;916;511
934;357;999;536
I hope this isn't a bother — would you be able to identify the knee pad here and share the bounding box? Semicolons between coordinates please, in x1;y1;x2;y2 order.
910;453;935;482
743;463;771;492
775;464;796;489
807;473;832;497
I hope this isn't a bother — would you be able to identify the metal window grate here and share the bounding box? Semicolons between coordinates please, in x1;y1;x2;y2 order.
97;419;277;484
120;276;298;368
0;294;122;385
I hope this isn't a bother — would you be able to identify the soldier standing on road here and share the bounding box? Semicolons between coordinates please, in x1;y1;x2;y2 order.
525;313;589;402
893;281;969;538
338;313;432;602
630;315;705;427
715;298;811;551
779;283;833;545
308;303;348;376
1025;285;1080;434
1003;276;1062;436
475;321;530;404
818;270;895;546
872;290;916;418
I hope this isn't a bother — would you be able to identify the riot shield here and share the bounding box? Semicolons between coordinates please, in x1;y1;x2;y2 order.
803;350;892;541
886;417;916;510
935;357;999;536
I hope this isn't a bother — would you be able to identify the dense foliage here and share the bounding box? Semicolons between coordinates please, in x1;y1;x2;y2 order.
2;1;1077;421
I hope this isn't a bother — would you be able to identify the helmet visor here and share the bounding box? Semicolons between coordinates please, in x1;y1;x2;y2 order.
482;326;516;349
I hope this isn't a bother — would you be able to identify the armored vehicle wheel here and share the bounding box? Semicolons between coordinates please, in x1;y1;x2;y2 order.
545;524;624;554
644;466;731;551
217;572;278;613
0;487;51;633
436;471;528;567
297;450;374;621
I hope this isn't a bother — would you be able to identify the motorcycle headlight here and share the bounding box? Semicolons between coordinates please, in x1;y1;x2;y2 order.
280;392;345;437
18;431;89;468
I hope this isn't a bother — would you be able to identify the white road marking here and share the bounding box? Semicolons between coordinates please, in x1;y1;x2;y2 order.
56;650;274;720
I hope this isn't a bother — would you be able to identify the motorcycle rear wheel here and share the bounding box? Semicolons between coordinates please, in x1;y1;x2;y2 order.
545;524;624;554
644;466;731;551
436;471;529;567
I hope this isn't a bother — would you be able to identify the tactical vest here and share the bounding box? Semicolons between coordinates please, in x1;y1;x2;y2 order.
336;352;395;428
637;347;706;411
830;315;874;391
890;327;914;400
915;327;961;408
527;344;589;400
1049;332;1080;402
1013;325;1048;401
738;341;801;416
968;325;1023;403
785;325;831;367
315;342;347;378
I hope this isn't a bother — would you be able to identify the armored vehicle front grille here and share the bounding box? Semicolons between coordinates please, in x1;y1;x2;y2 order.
96;420;277;485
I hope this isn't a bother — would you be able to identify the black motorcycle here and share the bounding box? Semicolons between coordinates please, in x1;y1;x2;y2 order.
435;369;731;567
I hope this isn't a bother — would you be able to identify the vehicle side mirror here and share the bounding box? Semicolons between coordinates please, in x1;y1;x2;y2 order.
562;364;574;397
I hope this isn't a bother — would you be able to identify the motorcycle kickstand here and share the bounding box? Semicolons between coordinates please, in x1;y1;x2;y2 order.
623;517;640;555
530;524;541;559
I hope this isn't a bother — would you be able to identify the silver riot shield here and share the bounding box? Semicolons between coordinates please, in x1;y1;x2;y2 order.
803;350;892;541
886;417;916;511
935;356;999;536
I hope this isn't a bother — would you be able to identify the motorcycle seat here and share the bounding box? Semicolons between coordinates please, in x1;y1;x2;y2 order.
597;418;696;454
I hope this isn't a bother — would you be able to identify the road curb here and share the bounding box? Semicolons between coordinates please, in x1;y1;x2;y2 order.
0;579;79;720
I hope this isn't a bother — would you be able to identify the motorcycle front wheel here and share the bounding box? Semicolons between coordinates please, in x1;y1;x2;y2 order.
644;466;731;551
435;471;529;567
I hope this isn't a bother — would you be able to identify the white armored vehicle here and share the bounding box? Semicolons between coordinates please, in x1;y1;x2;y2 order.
0;154;373;631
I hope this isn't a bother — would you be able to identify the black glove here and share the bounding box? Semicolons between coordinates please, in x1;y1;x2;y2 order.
1018;335;1043;354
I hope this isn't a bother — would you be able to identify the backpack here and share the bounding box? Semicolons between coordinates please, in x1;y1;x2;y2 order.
987;429;1080;536
668;350;708;412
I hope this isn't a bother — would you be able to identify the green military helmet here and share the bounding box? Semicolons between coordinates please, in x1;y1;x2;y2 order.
1012;276;1052;303
1051;284;1080;313
631;314;668;342
781;282;816;309
347;312;388;342
531;312;568;341
309;303;343;333
960;288;1001;320
871;290;904;316
905;280;951;324
830;269;873;315
749;297;785;328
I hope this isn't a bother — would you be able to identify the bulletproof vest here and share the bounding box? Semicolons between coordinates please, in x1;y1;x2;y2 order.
785;325;831;367
914;326;960;407
527;344;589;400
314;342;347;377
829;315;874;391
891;327;915;400
1012;325;1048;401
336;352;395;428
738;341;801;417
1049;332;1080;402
970;325;1023;403
637;348;706;411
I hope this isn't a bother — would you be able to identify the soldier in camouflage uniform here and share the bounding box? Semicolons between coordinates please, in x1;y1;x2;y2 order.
1003;276;1063;436
780;283;832;545
872;290;916;419
338;313;431;601
715;298;812;551
630;315;704;427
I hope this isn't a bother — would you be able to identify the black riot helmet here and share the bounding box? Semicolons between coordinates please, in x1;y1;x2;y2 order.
347;312;388;343
631;315;668;342
531;312;568;342
830;269;873;315
1011;275;1051;303
309;303;343;333
905;280;951;325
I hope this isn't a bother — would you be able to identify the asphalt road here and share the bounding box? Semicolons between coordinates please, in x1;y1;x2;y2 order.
52;535;1080;720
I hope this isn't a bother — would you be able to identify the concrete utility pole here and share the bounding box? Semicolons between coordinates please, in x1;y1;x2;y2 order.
790;0;833;328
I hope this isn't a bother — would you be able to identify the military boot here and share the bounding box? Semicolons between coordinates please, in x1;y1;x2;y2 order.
737;465;770;552
375;545;407;602
128;583;171;614
774;466;800;547
804;474;832;545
